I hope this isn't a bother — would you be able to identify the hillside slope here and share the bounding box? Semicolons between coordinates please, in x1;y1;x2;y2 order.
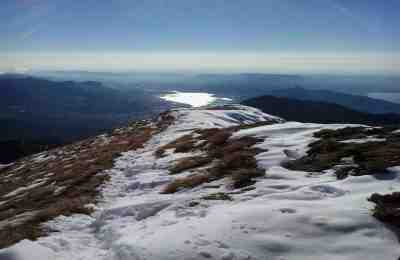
0;75;170;163
266;87;400;115
0;105;399;260
242;95;400;125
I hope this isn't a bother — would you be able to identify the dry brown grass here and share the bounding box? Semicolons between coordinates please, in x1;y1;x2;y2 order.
0;225;44;248
34;198;93;223
0;198;94;247
206;130;231;146
221;138;257;154
368;192;400;231
161;128;267;194
230;168;266;189
0;117;170;249
283;127;400;178
220;151;258;170
161;174;210;194
169;156;213;174
155;134;197;157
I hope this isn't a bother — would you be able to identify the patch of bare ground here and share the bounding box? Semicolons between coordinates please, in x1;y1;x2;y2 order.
161;174;210;194
368;192;400;229
282;126;400;179
169;156;213;175
161;123;268;194
0;116;173;248
201;192;233;201
155;119;275;158
279;126;400;243
368;192;400;242
155;134;198;158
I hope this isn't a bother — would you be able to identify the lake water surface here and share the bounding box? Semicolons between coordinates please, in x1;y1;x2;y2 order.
160;91;232;107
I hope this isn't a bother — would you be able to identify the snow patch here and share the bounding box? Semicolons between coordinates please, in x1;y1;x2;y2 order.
340;137;387;144
0;240;57;260
2;178;48;198
0;163;13;170
3;108;399;259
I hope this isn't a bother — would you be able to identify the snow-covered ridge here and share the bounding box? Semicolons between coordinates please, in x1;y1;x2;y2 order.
166;104;284;128
1;105;399;260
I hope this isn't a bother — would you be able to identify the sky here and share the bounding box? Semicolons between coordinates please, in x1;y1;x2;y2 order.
0;0;399;74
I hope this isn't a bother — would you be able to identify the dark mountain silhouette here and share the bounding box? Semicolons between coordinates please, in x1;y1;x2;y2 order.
0;75;170;163
242;95;400;125
0;76;164;115
266;87;400;115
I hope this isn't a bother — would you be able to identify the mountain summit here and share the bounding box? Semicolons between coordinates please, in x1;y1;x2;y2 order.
0;105;399;260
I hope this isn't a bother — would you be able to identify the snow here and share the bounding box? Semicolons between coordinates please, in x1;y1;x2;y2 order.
392;129;400;134
160;91;232;107
386;166;400;177
2;178;48;198
0;240;57;260
9;164;25;173
32;153;57;163
94;134;112;146
340;137;387;144
167;105;283;132
1;107;399;260
53;186;66;196
0;163;13;170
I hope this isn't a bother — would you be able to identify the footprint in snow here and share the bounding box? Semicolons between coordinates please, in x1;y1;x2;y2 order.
279;208;297;214
309;185;346;197
267;184;292;190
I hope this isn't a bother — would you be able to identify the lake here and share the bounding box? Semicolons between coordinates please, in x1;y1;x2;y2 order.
160;91;232;107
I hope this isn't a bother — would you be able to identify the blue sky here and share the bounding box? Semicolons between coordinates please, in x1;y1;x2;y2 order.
1;0;399;74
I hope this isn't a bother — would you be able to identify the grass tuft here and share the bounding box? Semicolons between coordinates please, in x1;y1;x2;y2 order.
169;156;213;174
161;174;210;194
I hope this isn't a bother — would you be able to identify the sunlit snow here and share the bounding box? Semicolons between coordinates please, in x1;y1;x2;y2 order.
160;91;232;107
1;106;400;260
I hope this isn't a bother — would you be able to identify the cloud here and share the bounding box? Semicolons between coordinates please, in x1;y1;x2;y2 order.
1;51;399;75
326;0;379;34
10;0;57;40
328;0;352;16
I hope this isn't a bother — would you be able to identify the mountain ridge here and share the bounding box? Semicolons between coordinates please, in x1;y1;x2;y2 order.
266;87;400;114
242;94;400;125
0;105;399;259
0;75;171;163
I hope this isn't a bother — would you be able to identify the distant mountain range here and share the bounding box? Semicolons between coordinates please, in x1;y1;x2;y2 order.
242;95;400;125
0;75;170;163
2;73;400;163
264;87;400;115
23;72;400;113
134;74;400;114
0;75;163;116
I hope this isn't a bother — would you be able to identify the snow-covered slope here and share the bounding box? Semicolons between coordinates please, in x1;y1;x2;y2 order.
1;105;399;260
